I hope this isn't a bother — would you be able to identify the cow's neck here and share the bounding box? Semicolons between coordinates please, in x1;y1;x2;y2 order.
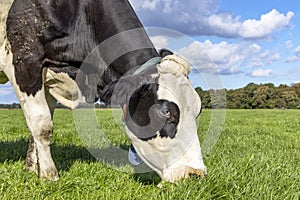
94;0;159;76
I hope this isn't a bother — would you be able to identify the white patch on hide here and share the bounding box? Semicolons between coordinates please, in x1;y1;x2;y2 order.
0;0;14;83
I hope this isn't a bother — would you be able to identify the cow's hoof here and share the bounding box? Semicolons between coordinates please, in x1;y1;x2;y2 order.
39;167;59;181
184;167;207;179
25;153;39;174
25;162;39;174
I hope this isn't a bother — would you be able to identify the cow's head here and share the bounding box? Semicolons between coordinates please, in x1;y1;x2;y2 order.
103;50;206;182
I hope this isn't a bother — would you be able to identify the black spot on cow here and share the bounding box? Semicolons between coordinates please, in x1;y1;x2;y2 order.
7;0;158;97
158;100;180;139
126;83;180;141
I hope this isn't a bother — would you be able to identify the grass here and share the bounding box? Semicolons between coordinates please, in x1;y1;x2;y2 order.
0;109;299;199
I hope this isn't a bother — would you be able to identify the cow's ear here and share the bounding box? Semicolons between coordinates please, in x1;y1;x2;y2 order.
159;49;173;58
101;74;156;106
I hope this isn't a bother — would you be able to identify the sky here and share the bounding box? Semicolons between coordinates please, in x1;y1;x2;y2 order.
1;0;300;103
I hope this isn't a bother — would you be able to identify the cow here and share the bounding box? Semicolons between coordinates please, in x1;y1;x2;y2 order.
0;0;206;183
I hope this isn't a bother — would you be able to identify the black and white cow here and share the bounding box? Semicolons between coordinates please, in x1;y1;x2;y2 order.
0;0;206;182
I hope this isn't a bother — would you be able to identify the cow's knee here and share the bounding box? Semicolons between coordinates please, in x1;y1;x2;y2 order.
33;121;53;145
32;120;58;180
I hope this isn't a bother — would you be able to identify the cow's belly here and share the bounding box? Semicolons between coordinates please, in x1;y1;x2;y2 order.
44;69;85;109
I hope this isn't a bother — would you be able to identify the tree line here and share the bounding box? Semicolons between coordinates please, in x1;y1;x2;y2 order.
1;82;300;109
0;103;21;109
196;82;300;109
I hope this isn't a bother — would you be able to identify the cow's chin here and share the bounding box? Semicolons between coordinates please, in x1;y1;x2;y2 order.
155;135;207;183
125;112;207;183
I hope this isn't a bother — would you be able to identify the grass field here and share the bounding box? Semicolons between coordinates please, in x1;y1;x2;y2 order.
0;109;299;199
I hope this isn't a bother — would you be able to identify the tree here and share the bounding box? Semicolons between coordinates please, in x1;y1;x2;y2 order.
195;82;300;109
292;83;300;98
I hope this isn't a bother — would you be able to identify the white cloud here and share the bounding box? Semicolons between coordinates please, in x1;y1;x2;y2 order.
177;41;214;71
283;45;300;63
238;9;294;39
130;1;294;40
214;9;294;39
270;52;281;62
248;59;264;68
285;55;299;63
131;0;217;15
259;49;281;64
247;49;280;66
295;45;300;55
150;36;169;49
251;69;272;77
177;40;261;75
286;40;293;49
141;0;160;11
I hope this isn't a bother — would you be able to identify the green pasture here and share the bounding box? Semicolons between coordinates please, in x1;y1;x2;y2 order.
0;109;299;199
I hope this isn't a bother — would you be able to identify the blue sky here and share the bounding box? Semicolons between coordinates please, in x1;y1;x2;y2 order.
129;0;300;89
1;0;300;103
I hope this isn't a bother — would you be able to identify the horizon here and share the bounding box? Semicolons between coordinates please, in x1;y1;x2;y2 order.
1;81;299;105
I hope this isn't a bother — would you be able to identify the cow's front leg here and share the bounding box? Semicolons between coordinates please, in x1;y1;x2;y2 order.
10;79;59;181
2;14;58;179
22;90;58;181
25;90;57;177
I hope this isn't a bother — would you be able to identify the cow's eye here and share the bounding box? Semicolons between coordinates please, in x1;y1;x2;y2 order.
160;109;170;118
165;111;171;118
157;100;180;124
